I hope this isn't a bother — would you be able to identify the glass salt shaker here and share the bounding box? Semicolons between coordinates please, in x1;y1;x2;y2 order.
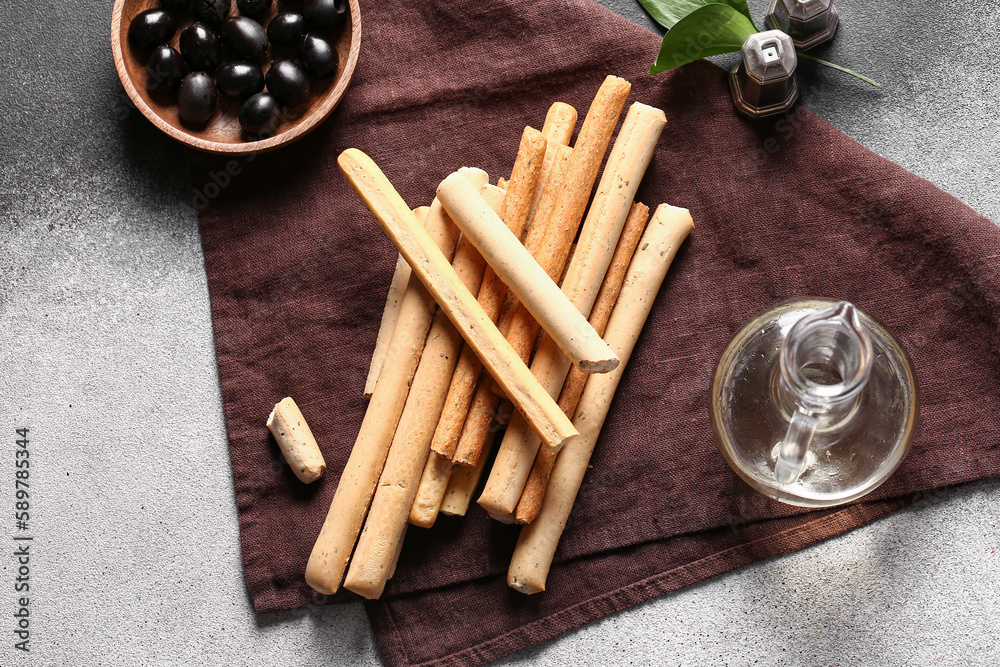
710;299;919;507
729;30;800;119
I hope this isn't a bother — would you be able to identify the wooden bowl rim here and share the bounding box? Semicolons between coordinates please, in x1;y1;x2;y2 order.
110;0;361;155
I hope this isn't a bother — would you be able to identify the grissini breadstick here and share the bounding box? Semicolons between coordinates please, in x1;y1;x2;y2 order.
458;167;490;191
409;134;545;527
451;377;501;466
365;256;414;399
440;439;492;516
497;177;508;190
363;206;430;400
500;126;547;244
515;202;649;524
489;76;630;378
408;449;452;527
429;130;548;463
337;149;578;451
529;102;577;221
478;102;667;519
437;174;619;374
365;169;484;400
387;525;405;580
559;102;666;315
409;187;507;528
266;397;326;483
493;143;573;352
478;411;533;523
508;204;694;594
448;121;576;470
305;203;458;595
343;186;505;599
450;133;575;468
541;101;577;147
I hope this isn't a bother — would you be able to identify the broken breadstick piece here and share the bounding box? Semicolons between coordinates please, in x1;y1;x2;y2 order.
364;206;431;400
515;202;650;524
497;177;508;190
305;203;458;595
437;173;619;374
337;149;578;452
266;397;326;483
507;204;694;595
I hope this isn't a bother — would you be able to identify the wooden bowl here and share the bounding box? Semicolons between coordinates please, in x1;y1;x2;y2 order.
111;0;361;154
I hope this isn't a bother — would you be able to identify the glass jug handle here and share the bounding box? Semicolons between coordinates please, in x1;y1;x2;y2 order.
774;409;818;485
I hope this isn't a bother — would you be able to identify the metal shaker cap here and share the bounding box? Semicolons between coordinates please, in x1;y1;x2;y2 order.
766;0;839;50
729;30;800;119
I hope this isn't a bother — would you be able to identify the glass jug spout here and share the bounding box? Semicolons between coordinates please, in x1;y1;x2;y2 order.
774;301;873;485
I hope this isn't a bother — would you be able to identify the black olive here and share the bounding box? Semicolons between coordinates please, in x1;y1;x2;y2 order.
265;60;311;106
160;0;191;10
180;22;223;71
267;12;305;47
298;34;338;78
216;62;265;98
303;0;347;32
192;0;231;29
239;92;282;139
128;10;176;48
178;72;218;125
146;45;185;92
236;0;272;15
221;17;268;61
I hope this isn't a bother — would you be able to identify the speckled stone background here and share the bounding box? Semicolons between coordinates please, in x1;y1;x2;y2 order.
1;1;997;665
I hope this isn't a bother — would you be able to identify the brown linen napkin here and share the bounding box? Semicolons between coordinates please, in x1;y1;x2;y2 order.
188;0;1000;664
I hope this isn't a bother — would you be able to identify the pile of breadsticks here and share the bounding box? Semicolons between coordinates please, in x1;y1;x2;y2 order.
302;75;694;599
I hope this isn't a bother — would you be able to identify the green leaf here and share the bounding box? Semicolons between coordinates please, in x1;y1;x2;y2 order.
638;0;756;31
797;52;882;87
650;4;757;74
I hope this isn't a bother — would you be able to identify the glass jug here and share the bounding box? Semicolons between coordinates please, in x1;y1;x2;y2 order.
710;298;919;507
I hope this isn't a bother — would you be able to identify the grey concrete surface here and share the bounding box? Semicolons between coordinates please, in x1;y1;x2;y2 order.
0;1;997;666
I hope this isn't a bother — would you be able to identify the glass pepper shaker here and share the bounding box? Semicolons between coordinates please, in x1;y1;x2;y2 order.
766;0;840;51
729;30;800;119
710;299;919;507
